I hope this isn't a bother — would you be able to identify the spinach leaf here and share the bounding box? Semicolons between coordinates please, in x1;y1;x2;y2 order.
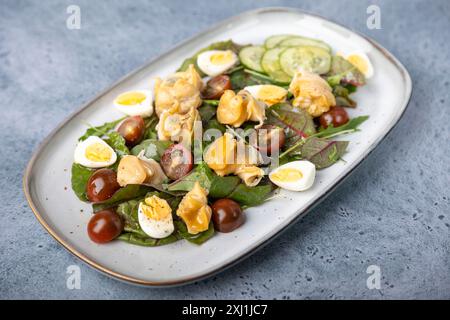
341;83;357;94
202;117;226;150
230;69;271;90
326;55;365;87
116;191;181;234
118;232;180;247
165;195;182;212
114;191;182;246
105;131;129;158
204;118;226;134
201;100;219;106
174;220;215;245
131;139;172;161
92;184;152;212
316;116;369;139
146;190;182;211
299;137;348;169
71;163;93;201
209;175;241;199
116;198;145;235
333;85;357;108
178;40;242;75
78;118;124;141
198;103;217;124
227;182;273;207
168;162;273;207
267;103;316;148
143;115;159;140
167;162;214;192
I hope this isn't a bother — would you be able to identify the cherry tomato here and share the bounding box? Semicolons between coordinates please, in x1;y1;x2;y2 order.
211;199;245;233
87;209;123;244
160;143;193;180
202;75;232;100
319;107;349;129
86;169;120;203
117;115;145;147
254;124;286;155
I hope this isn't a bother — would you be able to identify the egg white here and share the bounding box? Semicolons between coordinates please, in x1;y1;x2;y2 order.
138;202;175;239
197;50;238;77
343;51;374;79
113;90;154;117
269;160;316;192
73;136;117;168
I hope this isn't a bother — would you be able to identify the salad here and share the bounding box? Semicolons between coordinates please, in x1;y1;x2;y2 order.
71;34;372;246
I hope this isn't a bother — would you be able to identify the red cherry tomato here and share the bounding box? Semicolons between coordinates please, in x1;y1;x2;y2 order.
211;199;245;233
202;75;232;100
87;209;123;244
160;144;193;180
86;169;120;203
254;124;286;155
117;115;145;146
319;107;349;129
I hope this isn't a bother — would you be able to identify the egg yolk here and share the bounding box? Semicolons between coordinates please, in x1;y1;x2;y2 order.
85;143;112;162
116;92;147;106
210;51;233;65
256;86;287;106
271;168;303;182
347;55;369;74
141;196;171;221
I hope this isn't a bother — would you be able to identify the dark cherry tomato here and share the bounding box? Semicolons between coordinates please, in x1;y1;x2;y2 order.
253;124;286;155
319;106;349;129
86;169;120;203
202;75;232;100
160;143;193;180
117;115;145;147
211;199;245;233
87;209;123;244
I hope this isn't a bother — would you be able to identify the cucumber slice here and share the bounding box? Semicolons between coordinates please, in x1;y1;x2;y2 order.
279;36;331;52
264;34;294;49
279;46;331;75
261;48;291;84
239;46;266;73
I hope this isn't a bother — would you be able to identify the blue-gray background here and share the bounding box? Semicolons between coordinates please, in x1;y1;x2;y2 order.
1;0;449;299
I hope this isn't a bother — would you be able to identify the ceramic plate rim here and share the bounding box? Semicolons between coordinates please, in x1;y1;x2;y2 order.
23;7;413;287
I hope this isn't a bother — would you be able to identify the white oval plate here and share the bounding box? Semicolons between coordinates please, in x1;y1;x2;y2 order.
23;8;412;286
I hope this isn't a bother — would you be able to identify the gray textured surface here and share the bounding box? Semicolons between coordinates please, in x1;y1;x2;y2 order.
1;0;449;299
